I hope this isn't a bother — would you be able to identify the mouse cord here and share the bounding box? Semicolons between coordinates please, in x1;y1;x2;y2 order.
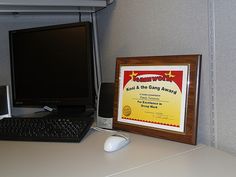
90;127;130;140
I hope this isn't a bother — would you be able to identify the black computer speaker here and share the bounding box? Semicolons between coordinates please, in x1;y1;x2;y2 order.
96;82;115;129
0;85;11;118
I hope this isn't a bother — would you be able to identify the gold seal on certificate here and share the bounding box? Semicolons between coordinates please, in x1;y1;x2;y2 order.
122;105;132;116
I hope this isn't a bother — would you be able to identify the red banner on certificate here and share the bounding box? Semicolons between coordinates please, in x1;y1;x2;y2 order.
117;65;189;132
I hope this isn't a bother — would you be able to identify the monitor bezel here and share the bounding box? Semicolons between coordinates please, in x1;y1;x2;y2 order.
9;22;95;109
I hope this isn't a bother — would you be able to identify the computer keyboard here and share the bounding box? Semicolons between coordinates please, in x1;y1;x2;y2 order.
0;116;94;142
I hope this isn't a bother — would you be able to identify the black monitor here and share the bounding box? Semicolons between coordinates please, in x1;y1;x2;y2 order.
9;22;95;114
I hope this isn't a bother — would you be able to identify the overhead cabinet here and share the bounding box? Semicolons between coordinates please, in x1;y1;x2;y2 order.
0;0;112;13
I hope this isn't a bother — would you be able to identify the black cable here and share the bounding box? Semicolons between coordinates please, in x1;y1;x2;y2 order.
79;12;82;22
90;13;100;98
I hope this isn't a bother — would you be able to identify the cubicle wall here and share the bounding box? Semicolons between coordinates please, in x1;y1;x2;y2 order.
96;0;236;155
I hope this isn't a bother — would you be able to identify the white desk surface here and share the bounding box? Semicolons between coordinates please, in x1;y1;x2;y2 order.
0;130;235;177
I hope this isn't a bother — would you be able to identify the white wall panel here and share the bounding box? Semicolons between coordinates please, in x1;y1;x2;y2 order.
215;0;236;154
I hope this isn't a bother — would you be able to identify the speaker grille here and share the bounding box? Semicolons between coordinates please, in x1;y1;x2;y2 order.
98;83;114;118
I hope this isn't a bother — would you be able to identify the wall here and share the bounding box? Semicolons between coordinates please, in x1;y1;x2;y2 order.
96;0;212;145
215;0;236;154
96;0;236;154
0;13;88;115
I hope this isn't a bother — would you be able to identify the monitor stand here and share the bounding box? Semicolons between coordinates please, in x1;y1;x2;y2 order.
17;105;94;119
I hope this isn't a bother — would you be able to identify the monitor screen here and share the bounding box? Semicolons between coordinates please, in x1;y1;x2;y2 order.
9;22;95;111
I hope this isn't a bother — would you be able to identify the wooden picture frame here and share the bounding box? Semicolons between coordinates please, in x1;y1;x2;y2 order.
113;55;201;145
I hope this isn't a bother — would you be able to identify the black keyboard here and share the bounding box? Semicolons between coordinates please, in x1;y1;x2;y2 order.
0;116;94;142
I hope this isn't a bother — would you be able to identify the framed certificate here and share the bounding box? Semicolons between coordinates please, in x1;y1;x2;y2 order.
113;55;201;145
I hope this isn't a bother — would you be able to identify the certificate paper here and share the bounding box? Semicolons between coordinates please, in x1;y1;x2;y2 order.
117;65;189;132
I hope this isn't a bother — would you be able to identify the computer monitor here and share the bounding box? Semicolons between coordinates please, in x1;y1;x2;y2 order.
9;22;95;114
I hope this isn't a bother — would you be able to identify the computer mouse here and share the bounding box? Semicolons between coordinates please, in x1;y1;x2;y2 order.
104;134;130;152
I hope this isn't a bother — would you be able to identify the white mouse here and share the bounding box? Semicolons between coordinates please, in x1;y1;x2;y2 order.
104;134;130;152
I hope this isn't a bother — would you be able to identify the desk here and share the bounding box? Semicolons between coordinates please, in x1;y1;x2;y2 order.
0;130;235;177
